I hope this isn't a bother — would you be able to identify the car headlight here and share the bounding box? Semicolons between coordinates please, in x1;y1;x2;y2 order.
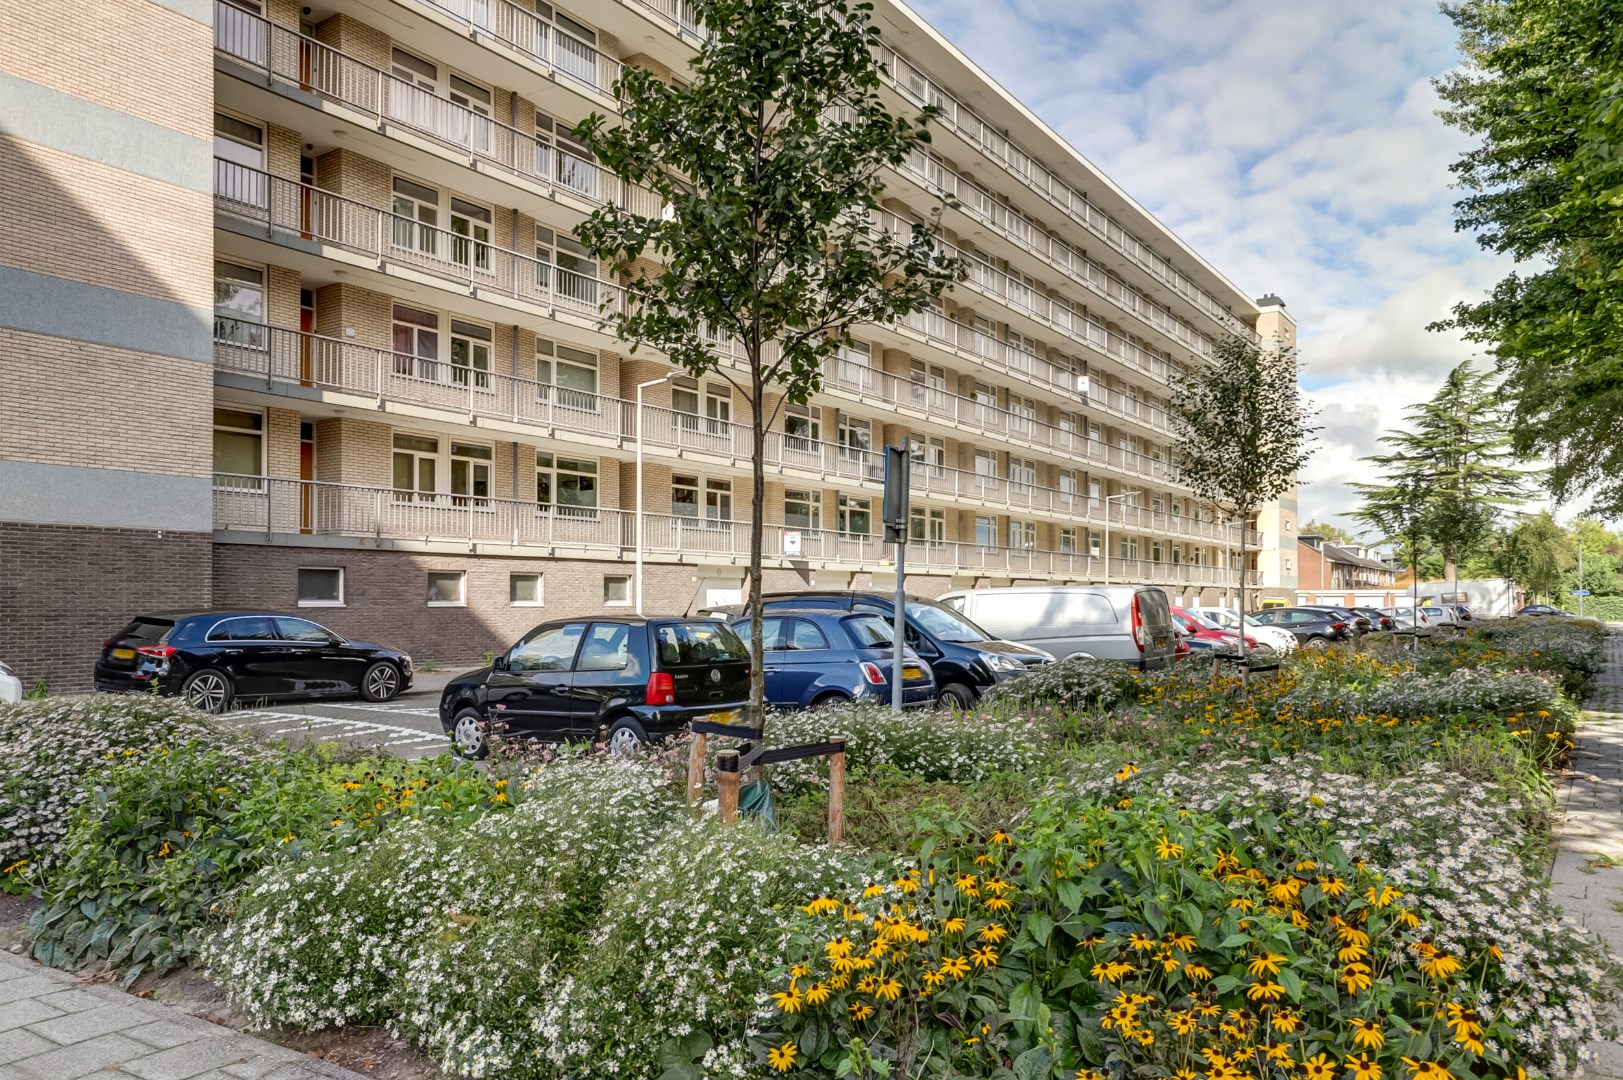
983;652;1025;673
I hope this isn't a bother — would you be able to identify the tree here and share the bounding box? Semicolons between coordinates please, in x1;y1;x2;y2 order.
1501;512;1575;601
1433;0;1623;516
1351;473;1436;648
572;0;961;727
1169;334;1318;657
1300;519;1358;546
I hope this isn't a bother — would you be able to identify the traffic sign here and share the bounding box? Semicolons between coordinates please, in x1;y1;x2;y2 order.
1572;589;1592;597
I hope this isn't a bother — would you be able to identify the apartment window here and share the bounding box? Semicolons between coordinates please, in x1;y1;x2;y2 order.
450;198;492;271
427;571;465;606
1007;456;1036;494
784;404;820;452
535;339;599;410
705;385;731;436
966;250;997;291
837;413;872;462
837;340;872;388
1171;500;1182;518
1057;413;1080;450
604;575;631;606
672;474;699;519
214;261;265;347
671;376;700;433
510;572;543;606
391;176;440;255
910;435;946;477
297;568;344;607
910;507;946;546
1172;545;1182;565
1152;540;1164;564
392;304;440;379
450;320;492;389
213;407;264;487
705;478;732;526
974;516;998;549
213;113;265;208
1088;529;1102;557
1006;330;1039;372
909;360;946;408
972;381;998;424
1119;537;1140;560
392;432;439;501
837;495;871;537
536;452;597;515
973;449;999;490
1285;557;1294;573
1008;393;1036;436
447;73;493;142
450;442;492;506
535;226;598;306
553;10;601;88
1008;520;1035;551
971;315;998;359
1058;469;1079;498
1059;528;1077;555
784;490;821;531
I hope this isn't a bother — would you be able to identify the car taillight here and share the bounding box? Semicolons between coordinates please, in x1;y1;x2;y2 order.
1245;636;1259;647
137;645;177;659
1330;622;1347;631
646;672;675;705
1131;595;1146;652
858;662;885;685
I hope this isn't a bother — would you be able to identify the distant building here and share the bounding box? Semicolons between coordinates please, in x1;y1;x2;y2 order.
1297;535;1397;593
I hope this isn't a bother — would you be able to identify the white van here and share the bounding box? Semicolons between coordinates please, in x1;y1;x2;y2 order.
937;585;1178;670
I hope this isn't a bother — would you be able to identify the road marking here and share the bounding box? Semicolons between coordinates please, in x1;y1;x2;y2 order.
229;710;445;746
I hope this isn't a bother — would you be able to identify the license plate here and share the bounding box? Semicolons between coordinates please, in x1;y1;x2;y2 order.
902;665;922;679
706;709;740;725
112;648;136;660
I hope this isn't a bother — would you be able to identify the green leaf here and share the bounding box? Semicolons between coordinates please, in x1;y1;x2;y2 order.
1025;911;1054;948
1013;1046;1053;1080
1278;965;1304;1002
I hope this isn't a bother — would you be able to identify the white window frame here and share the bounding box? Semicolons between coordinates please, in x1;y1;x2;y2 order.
784;404;820;453
534;338;600;411
450;319;493;390
509;572;544;606
213;405;267;490
392;303;441;380
392;430;441;502
297;567;345;608
426;570;466;607
604;574;632;607
1058;527;1077;555
449;440;493;507
535;451;599;517
974;515;998;550
910;506;946;547
1008;519;1035;551
214;260;267;349
705;385;732;437
784;489;821;531
1007;456;1036;494
449;196;493;273
836;412;872;462
837;494;872;537
391;175;441;257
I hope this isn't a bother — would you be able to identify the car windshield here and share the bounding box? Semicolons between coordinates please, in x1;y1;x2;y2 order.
905;600;991;643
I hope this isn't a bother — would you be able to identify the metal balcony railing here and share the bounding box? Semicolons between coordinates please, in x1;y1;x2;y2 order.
211;472;1247;585
213;2;660;217
404;0;624;100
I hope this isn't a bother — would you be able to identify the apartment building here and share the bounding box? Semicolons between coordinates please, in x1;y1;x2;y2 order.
0;0;1296;687
1298;536;1398;595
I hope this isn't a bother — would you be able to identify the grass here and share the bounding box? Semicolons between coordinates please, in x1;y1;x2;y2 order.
777;765;1036;850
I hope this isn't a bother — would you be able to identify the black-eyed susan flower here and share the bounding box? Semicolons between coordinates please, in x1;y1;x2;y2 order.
942;916;966;933
1246;952;1286;977
1349;1017;1385;1050
1401;1059;1455;1080
770;985;802;1014
767;1042;797;1073
1346;1055;1382;1080
849;1001;874;1021
804;982;830;1006
978;923;1008;943
940;955;970;980
971;945;999;968
1302;1054;1337;1080
875;977;902;1001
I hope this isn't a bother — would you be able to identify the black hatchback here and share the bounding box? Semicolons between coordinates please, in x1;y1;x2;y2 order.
439;617;749;759
94;611;413;713
1246;607;1355;649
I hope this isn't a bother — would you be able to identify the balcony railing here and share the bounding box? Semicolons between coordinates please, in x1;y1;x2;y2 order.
874;42;1256;344
216;160;623;320
213;2;660;217
405;0;623;100
215;321;1243;546
212;473;1247;585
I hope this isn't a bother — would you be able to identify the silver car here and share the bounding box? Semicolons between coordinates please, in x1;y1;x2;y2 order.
1380;606;1436;637
937;585;1179;670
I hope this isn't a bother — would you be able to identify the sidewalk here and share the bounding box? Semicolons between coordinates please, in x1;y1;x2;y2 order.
0;950;368;1080
1551;631;1623;1078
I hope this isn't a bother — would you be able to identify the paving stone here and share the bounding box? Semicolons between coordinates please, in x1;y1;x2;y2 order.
0;980;66;1009
221;1059;297;1079
26;1002;151;1045
122;1036;299;1080
8;1031;152;1079
0;1000;62;1035
30;989;103;1015
125;1019;213;1050
0;1029;57;1066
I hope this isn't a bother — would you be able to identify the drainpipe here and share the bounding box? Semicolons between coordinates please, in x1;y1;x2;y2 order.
512;317;520;549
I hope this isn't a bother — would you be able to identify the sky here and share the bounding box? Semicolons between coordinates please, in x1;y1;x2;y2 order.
906;0;1513;535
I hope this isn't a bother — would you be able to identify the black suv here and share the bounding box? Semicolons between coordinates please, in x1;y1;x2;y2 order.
439;617;749;758
1247;607;1355;649
93;611;412;713
722;591;1053;708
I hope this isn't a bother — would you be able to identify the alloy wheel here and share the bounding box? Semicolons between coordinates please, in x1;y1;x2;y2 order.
366;664;399;700
187;672;229;713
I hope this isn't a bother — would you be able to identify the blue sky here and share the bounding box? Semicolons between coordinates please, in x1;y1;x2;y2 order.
906;0;1514;532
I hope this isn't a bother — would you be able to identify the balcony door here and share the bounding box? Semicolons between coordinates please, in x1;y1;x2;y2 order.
213;113;265;212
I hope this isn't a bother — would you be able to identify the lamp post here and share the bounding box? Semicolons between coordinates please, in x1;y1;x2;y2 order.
1101;489;1140;585
635;371;678;615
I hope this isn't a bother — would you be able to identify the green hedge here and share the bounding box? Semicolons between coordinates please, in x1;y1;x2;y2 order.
1570;594;1623;621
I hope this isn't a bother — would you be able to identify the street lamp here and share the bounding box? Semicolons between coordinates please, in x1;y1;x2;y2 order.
635;371;678;615
1101;489;1140;586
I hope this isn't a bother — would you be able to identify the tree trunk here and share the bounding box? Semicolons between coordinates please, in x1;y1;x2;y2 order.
747;365;767;739
1445;542;1458;592
1237;514;1249;670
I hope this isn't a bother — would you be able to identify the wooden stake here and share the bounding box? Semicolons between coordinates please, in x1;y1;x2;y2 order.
717;749;740;825
827;736;846;846
686;731;708;806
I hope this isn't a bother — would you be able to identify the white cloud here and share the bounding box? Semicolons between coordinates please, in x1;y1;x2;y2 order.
905;0;1517;530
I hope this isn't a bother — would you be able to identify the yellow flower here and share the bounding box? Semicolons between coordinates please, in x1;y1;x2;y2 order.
983;878;1012;895
767;1041;798;1073
984;896;1011;912
1349;1017;1385;1050
1116;762;1140;781
978;923;1009;943
1167;1011;1199;1035
849;1001;874;1021
801;897;840;916
1184;963;1212;981
1155;833;1185;860
942;917;967;933
1247;952;1287;977
824;938;853;960
989;829;1012;845
971;945;999;969
1418;953;1462;980
1246;981;1285;1002
954;873;978;891
1364;883;1402;908
771;985;802;1014
940;955;970;980
922;968;946;989
790;964;811;979
1302;1054;1338;1080
892;876;919;894
862;883;884;899
804;983;831;1006
1340;964;1374;994
1271;1010;1300;1034
1401;1059;1456;1080
875;977;903;1001
1346;1055;1383;1080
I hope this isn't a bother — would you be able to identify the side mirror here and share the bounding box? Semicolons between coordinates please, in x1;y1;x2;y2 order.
492;654;510;672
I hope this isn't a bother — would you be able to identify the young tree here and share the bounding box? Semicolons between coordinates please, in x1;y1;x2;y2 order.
1300;519;1359;546
572;0;961;727
1351;472;1435;649
1503;512;1575;601
1169;333;1318;659
1433;0;1623;516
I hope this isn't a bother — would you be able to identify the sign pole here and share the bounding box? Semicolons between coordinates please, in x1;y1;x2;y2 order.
883;439;911;712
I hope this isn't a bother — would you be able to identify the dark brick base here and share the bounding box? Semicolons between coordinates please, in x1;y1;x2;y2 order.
0;523;213;691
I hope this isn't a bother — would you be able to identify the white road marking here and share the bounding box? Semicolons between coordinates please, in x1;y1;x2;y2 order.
228;709;446;747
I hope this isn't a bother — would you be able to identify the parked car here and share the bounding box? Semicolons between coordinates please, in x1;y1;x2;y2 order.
1296;604;1373;635
1516;604;1574;617
1351;606;1397;632
0;660;21;705
93;611;412;714
1379;607;1435;637
936;585;1178;671
1414;604;1465;630
1169;607;1256;650
737;591;1054;708
440;617;749;759
728;609;934;709
1187;606;1298;653
1246;607;1354;649
1451;604;1474;622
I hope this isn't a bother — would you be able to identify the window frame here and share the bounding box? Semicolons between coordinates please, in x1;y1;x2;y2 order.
603;574;631;606
213;405;267;490
509;572;544;606
296;567;345;608
426;570;467;607
535;451;599;517
784;489;821;531
392;430;442;502
214;260;267;349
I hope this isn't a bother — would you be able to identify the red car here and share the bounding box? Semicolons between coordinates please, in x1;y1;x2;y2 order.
1170;607;1260;650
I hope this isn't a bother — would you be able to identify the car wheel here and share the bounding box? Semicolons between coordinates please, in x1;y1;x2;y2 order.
605;716;649;757
361;661;402;702
1304;637;1330;651
183;669;234;715
936;683;975;711
450;707;488;760
808;692;849;711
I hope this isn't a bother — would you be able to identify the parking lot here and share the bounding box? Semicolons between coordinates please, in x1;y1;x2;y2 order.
216;679;453;759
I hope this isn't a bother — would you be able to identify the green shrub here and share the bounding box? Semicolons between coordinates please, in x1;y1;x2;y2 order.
977;655;1142;715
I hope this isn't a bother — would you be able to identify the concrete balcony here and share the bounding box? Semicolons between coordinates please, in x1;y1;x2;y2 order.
214;321;1243;546
211;473;1249;587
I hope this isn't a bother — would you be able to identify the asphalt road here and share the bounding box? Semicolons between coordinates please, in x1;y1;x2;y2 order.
215;673;461;759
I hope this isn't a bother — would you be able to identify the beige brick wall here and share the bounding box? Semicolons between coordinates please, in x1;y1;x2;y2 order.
268;124;303;181
311;14;389;71
0;139;211;308
315;149;390;210
0;329;212;478
0;0;212;140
